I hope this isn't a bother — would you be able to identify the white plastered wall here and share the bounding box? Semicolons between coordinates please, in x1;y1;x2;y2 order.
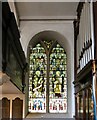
20;20;75;118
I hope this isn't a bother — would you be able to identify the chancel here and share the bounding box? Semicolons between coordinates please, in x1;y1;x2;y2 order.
1;1;97;120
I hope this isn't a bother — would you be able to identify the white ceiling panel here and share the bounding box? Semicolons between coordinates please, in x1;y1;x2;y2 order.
15;2;78;20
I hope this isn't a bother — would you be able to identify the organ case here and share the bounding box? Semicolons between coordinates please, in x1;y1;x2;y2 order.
74;2;97;120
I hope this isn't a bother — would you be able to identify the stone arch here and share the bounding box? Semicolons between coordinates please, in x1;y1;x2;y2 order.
27;30;70;58
25;30;75;118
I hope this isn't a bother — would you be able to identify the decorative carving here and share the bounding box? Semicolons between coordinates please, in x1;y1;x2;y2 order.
43;40;54;50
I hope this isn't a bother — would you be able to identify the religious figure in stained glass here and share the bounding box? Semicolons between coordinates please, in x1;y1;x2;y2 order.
29;43;47;113
49;44;67;113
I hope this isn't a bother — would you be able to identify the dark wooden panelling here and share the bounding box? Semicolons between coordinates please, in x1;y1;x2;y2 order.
12;98;23;119
77;2;84;20
76;60;93;83
93;2;97;59
73;20;77;81
0;99;2;119
2;98;10;119
2;2;27;93
2;2;12;72
73;20;78;119
96;78;97;102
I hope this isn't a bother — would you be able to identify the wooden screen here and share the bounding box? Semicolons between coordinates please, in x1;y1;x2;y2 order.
12;98;23;119
2;97;10;119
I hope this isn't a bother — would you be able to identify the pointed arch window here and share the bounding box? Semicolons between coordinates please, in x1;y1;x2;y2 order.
29;43;47;113
28;40;67;113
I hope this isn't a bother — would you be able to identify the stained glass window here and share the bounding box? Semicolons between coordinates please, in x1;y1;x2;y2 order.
49;44;67;113
28;41;67;113
29;43;47;113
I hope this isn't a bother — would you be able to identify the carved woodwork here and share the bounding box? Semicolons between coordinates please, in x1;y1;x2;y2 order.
74;1;97;119
12;98;23;119
2;98;10;120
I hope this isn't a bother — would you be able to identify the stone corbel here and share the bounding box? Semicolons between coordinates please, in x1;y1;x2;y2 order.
0;71;10;85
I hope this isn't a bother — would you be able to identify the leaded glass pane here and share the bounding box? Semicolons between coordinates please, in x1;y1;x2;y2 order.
49;44;67;113
29;43;47;113
28;41;68;113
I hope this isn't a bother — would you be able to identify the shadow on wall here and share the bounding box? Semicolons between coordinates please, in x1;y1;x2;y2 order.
27;30;70;57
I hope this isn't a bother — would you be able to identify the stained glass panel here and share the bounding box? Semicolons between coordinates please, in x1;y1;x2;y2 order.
29;43;47;113
28;42;68;113
49;44;67;113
